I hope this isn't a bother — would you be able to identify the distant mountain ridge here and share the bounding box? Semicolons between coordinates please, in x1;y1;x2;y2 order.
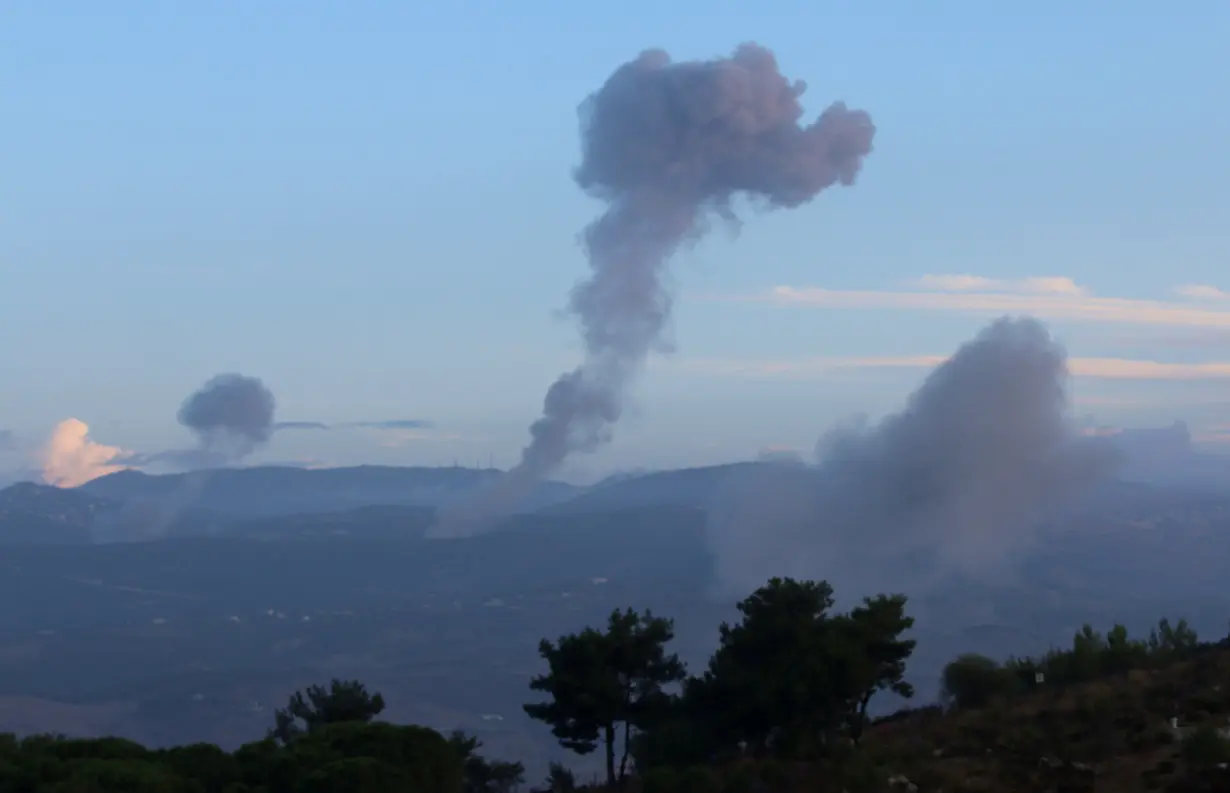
0;462;784;544
541;461;811;515
0;481;230;544
0;482;115;544
79;465;582;519
2;444;1227;545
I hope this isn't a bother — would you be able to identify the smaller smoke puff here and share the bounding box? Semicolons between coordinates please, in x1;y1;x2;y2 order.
179;374;276;461
97;374;276;538
708;317;1122;598
41;418;129;488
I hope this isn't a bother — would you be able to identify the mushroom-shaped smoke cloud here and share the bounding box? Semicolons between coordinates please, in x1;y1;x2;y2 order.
433;42;876;534
178;373;276;463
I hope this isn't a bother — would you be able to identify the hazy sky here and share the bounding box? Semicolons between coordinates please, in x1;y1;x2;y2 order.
2;1;1228;482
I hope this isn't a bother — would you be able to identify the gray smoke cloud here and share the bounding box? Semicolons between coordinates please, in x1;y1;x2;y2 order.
178;373;276;462
708;317;1122;600
432;42;875;534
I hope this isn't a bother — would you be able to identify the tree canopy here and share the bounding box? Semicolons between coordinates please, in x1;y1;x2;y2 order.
524;608;686;787
680;578;915;759
526;577;918;777
271;678;387;745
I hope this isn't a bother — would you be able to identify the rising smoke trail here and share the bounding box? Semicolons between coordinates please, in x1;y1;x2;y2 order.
433;43;875;534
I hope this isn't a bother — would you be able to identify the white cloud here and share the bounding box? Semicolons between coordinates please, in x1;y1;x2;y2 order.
915;274;1086;296
41;418;130;487
658;355;1230;382
1174;284;1229;301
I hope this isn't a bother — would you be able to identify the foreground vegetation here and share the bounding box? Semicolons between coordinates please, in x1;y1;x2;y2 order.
3;577;1230;791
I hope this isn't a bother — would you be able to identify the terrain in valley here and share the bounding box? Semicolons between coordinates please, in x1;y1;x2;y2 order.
1;446;1228;776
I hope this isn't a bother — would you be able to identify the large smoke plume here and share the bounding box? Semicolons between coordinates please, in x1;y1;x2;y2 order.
434;42;875;533
178;373;276;463
708;317;1122;601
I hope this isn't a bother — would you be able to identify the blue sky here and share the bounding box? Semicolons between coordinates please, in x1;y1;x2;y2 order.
2;1;1229;483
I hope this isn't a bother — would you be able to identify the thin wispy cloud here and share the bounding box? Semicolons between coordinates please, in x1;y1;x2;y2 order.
370;427;461;448
0;430;15;452
270;419;434;431
1070;394;1180;409
755;445;805;464
1174;284;1229;301
1109;328;1230;350
659;354;1230;382
350;420;445;448
722;277;1230;330
1193;428;1230;445
59;418;445;476
116;447;232;471
1066;359;1230;380
349;420;435;430
914;274;1086;296
260;457;332;469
